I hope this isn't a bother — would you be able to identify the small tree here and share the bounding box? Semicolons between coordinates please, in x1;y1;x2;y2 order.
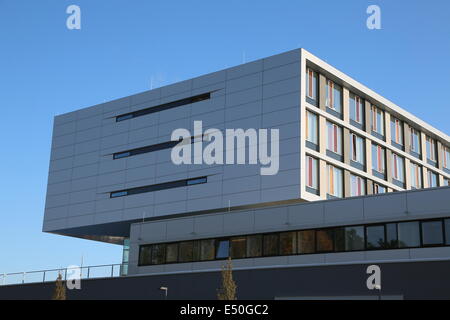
217;257;237;300
52;273;66;300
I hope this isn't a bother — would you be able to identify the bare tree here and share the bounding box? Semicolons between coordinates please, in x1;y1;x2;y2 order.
52;273;66;300
217;257;237;300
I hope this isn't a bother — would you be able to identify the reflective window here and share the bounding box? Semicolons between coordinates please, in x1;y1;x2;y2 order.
421;220;443;246
350;174;366;197
166;243;178;263
247;235;262;258
327;164;343;198
349;93;364;124
410;162;422;189
390;117;403;145
372;144;385;173
179;241;196;262
426;136;437;161
327;121;342;155
410;127;421;155
366;225;385;249
305;156;318;190
373;183;386;194
200;239;215;261
427;171;438;188
139;246;152;265
280;232;297;255
263;234;279;256
151;244;166;265
326;80;342;113
392;153;405;182
345;226;364;251
385;223;398;249
230;237;246;259
215;240;230;259
297;230;315;254
446;219;450;245
371;106;384;135
350;133;365;164
398;222;420;248
306;111;318;144
316;229;334;252
306;68;317;100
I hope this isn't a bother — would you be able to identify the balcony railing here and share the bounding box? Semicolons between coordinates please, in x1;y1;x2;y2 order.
0;263;128;286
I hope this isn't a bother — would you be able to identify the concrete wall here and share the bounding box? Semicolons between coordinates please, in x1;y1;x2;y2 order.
43;49;303;238
128;187;450;275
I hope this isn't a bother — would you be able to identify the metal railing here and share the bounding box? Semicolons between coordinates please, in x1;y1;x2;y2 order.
0;263;128;286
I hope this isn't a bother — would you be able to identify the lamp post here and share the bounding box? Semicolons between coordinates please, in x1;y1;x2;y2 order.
159;286;168;300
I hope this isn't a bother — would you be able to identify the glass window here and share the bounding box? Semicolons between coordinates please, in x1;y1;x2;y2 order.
326;122;342;155
246;235;262;258
279;232;297;255
316;229;334;252
151;244;166;265
200;239;215;261
179;241;197;262
392;153;405;182
421;220;443;246
366;225;385;249
230;237;247;259
350;133;365;164
350;174;366;197
306;68;317;100
345;226;364;251
444;179;449;187
334;228;345;252
349;93;363;124
390;117;403;145
372;144;385;173
263;234;279;256
373;183;386;194
443;146;450;169
385;223;398;249
426;136;437;161
410;127;421;155
187;177;207;185
327;164;343;198
371;106;384;135
410;163;422;189
215;239;230;259
166;243;178;263
297;230;315;254
445;219;450;245
427;171;438;188
398;222;420;248
306;111;318;144
139;246;152;265
326;80;342;113
305;156;318;190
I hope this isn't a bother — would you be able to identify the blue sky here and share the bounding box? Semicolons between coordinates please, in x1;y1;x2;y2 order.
0;0;449;274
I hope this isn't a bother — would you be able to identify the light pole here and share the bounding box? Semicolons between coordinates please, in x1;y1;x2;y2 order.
159;286;168;300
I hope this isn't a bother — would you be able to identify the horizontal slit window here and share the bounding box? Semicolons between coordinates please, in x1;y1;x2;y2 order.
109;176;207;198
116;93;211;122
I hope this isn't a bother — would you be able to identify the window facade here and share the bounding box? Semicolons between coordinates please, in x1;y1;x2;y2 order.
410;127;421;155
371;106;384;136
306;68;317;100
325;80;342;113
371;144;385;174
427;170;438;188
373;183;386;194
390;117;403;146
349;93;363;124
327;164;343;198
138;217;450;266
443;146;450;169
426;136;437;162
306;111;318;145
350;174;365;197
350;133;365;165
305;156;319;190
326;122;342;155
410;162;422;189
392;153;405;182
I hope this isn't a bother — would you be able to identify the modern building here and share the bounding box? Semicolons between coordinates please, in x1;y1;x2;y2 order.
40;49;450;299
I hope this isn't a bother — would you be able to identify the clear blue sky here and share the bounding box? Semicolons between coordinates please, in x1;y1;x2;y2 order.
0;0;449;274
